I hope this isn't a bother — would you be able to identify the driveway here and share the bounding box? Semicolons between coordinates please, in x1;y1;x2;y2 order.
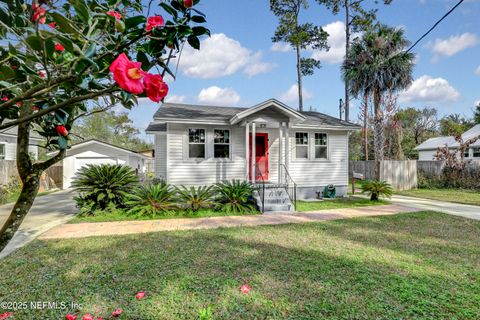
0;189;76;258
390;195;480;221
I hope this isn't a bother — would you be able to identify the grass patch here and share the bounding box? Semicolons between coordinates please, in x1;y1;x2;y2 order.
69;208;259;224
397;188;480;206
297;196;388;212
2;211;479;319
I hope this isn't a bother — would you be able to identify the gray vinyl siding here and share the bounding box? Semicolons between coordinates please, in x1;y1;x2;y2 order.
287;129;348;187
154;134;167;179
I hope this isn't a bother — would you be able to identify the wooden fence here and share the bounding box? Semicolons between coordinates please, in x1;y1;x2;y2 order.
417;161;444;177
349;160;418;190
0;160;63;190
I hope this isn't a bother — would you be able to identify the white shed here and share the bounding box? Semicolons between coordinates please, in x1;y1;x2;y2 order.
57;139;151;189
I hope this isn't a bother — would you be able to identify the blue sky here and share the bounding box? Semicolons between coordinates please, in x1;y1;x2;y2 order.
131;0;480;142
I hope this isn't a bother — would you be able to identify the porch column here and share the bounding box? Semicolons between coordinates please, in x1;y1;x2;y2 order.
245;122;250;181
278;122;283;184
251;122;256;183
285;122;290;172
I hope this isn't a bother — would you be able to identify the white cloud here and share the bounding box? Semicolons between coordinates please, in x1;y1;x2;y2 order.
310;21;353;65
178;33;275;79
427;33;479;60
271;42;291;52
197;86;240;106
280;84;313;104
165;94;186;104
475;66;480;76
399;75;460;104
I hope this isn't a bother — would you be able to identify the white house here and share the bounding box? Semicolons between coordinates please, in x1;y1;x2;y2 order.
416;124;480;161
0;126;40;160
57;139;152;189
147;99;360;203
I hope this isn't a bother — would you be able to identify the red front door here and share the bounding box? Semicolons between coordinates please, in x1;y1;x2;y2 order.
249;133;268;181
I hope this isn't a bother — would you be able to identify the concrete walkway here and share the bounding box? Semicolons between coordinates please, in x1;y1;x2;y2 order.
390;195;480;221
0;189;76;258
40;204;418;240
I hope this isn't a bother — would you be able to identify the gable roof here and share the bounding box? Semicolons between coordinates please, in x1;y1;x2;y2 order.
0;125;42;140
416;124;480;150
47;139;151;158
150;99;361;130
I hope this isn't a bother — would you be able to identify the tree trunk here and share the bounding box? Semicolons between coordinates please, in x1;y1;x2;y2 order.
363;93;369;161
344;0;350;122
296;43;303;112
373;88;384;180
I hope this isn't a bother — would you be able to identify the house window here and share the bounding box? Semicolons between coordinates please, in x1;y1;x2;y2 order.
315;133;328;159
214;129;230;158
464;148;470;158
295;132;308;159
188;129;205;159
0;144;5;160
473;148;480;158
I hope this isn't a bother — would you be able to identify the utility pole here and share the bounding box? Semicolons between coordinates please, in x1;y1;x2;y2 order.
339;99;344;120
344;0;350;122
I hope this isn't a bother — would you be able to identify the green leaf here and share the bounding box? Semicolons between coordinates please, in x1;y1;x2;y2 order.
136;51;150;70
71;0;90;23
160;3;178;19
84;43;96;58
8;43;17;55
125;15;146;29
192;26;210;37
56;35;75;52
26;34;43;52
190;15;206;23
187;35;200;50
0;65;15;81
45;39;55;58
51;12;82;36
58;136;68;149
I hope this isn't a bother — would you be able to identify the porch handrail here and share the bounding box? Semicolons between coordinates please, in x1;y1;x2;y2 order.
253;164;266;213
279;164;297;211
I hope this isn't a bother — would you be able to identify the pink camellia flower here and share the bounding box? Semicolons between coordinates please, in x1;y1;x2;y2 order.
135;291;146;300
183;0;193;8
39;71;46;78
56;125;69;137
65;314;78;320
32;3;46;24
48;22;56;28
106;11;122;20
111;308;123;317
55;43;65;52
145;16;164;32
1;96;8;101
240;284;251;294
81;314;94;320
0;312;13;319
143;73;169;103
109;53;144;94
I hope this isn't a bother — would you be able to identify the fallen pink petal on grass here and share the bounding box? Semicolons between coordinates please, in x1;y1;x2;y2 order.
240;284;252;294
111;308;123;317
136;291;146;299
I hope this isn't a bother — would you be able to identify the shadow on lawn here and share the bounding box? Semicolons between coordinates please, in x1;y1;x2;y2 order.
0;212;479;319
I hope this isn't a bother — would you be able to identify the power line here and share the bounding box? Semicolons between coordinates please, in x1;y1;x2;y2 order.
406;0;465;53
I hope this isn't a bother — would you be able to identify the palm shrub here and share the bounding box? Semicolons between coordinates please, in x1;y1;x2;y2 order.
126;182;177;216
176;186;215;212
361;180;393;201
72;164;138;210
214;180;256;214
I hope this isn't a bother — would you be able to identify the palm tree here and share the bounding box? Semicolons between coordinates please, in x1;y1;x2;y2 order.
342;25;415;179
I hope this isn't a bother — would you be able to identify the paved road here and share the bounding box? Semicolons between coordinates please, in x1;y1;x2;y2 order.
390;195;480;220
0;189;76;258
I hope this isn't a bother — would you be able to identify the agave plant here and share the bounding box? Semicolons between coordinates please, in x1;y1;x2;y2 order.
214;180;256;214
72;164;138;210
126;182;177;216
361;180;393;201
176;185;215;212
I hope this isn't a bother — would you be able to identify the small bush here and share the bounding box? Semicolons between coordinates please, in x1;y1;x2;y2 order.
214;180;256;214
418;164;480;190
72;164;139;210
126;182;177;216
176;185;215;212
361;180;393;201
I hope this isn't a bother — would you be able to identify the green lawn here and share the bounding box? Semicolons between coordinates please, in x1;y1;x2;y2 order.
397;188;480;206
1;211;479;319
297;196;388;212
69;208;259;224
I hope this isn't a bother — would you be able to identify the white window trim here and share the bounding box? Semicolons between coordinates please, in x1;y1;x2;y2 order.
473;147;480;158
187;128;206;160
213;128;232;160
294;132;309;160
313;132;329;161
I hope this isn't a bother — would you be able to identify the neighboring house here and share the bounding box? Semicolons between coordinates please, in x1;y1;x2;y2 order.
147;99;360;200
53;139;152;189
0;126;40;160
138;149;155;174
416;124;480;161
